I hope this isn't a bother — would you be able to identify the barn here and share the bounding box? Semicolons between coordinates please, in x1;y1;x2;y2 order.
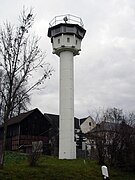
0;108;51;154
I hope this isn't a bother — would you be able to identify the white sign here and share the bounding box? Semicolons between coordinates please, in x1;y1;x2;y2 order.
101;165;109;178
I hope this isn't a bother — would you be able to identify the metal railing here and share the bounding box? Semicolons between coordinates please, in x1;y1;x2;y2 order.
49;14;84;27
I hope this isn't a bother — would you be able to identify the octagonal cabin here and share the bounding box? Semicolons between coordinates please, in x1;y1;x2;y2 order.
48;15;86;56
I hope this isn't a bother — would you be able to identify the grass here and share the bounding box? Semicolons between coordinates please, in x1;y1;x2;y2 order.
0;151;134;179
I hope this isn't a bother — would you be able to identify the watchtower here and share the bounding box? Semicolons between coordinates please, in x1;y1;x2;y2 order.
48;14;86;159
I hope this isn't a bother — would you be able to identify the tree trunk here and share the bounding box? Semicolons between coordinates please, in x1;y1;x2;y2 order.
0;119;7;168
0;116;7;168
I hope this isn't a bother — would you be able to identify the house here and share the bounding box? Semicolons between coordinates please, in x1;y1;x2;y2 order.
0;108;51;154
0;108;97;157
85;121;120;158
86;121;135;162
76;116;96;154
80;116;96;134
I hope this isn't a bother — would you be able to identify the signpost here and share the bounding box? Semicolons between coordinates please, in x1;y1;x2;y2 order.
101;165;109;180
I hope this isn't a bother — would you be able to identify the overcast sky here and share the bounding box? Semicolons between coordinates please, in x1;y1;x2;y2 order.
0;0;135;118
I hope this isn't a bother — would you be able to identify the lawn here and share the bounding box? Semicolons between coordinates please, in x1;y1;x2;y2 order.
0;151;134;179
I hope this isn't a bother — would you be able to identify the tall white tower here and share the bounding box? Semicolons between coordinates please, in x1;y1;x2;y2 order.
48;14;86;159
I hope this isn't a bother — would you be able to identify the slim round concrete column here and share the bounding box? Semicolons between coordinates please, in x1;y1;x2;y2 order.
59;51;75;159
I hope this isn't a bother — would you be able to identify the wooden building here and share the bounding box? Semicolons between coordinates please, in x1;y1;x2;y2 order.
0;108;91;156
0;108;51;153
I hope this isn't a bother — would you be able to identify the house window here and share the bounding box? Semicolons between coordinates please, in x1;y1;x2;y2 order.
76;40;78;45
58;39;60;44
89;122;91;126
67;37;70;42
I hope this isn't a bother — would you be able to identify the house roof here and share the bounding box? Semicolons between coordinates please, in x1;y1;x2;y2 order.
80;117;87;125
44;113;80;129
2;108;43;127
44;113;59;130
80;116;94;125
87;121;135;138
74;117;80;129
2;109;80;129
89;121;120;133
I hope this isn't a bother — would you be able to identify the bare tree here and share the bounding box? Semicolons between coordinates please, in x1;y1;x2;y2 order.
28;141;43;167
0;8;53;167
103;107;124;123
0;71;30;121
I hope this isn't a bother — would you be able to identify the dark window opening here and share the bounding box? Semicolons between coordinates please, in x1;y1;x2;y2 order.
58;39;60;44
55;27;60;33
67;37;70;42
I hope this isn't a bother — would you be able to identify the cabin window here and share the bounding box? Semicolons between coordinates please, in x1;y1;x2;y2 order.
58;39;60;44
89;122;91;126
63;26;66;32
67;37;70;43
55;27;60;34
67;27;74;32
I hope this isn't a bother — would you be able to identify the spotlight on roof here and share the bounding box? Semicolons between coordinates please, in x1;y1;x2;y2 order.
63;16;68;23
